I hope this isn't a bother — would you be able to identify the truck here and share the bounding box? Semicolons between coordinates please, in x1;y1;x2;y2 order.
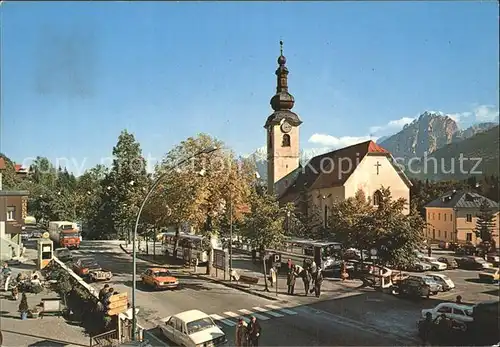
48;221;80;249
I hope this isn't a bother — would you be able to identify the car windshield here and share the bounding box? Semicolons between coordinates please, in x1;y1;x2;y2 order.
423;277;437;284
186;317;215;335
483;268;498;274
427;257;438;262
440;275;451;281
153;271;171;277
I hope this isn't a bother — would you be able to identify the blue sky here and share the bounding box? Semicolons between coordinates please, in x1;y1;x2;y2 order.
1;1;498;174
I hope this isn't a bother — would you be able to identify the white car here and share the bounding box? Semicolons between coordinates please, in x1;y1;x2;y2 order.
420;256;447;271
159;309;227;347
421;303;474;325
428;273;455;291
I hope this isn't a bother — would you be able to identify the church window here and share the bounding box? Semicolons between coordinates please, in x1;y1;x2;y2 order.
373;190;382;206
324;205;328;228
282;134;290;147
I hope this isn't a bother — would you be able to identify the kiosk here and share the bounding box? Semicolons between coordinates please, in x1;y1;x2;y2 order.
37;234;53;270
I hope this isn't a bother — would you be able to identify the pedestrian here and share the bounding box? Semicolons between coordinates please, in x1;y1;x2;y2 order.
313;268;323;297
427;246;432;257
251;250;257;264
455;295;462;304
294;264;304;278
287;259;292;271
419;312;434;346
235;318;248;347
99;284;110;301
269;266;276;287
247;316;261;346
287;269;296;295
102;287;114;307
11;284;19;300
302;269;311;296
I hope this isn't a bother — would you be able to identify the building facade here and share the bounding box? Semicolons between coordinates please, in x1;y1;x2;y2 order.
424;191;500;246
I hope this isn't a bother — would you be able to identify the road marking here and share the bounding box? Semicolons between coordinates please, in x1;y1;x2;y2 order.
252;306;284;317
223;311;250;323
238;309;269;320
265;304;297;315
210;314;237;327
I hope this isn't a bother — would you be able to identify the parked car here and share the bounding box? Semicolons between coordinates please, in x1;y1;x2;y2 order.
486;253;500;266
394;275;442;298
419;256;447;271
54;248;73;263
72;258;112;281
437;256;458;269
160;309;227;347
478;268;499;283
456;256;493;270
405;261;432;272
428;273;455;291
141;267;179;290
421;302;474;327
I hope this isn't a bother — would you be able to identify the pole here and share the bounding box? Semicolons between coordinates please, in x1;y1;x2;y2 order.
131;146;220;340
229;191;233;279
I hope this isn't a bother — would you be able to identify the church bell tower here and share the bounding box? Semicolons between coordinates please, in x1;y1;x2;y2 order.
264;41;302;195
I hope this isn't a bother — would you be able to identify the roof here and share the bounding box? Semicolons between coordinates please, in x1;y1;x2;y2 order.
174;309;209;322
0;190;30;196
280;140;408;201
149;267;170;271
425;191;499;209
264;109;302;128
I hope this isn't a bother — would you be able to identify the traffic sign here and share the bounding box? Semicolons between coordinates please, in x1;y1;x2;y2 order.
272;253;282;267
107;293;128;316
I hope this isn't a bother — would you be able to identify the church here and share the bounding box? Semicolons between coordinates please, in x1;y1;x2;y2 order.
264;42;412;226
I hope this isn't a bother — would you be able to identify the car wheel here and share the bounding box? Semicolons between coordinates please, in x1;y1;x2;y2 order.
431;266;437;271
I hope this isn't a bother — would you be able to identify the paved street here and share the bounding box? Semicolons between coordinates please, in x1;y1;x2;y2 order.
13;239;498;346
73;241;419;345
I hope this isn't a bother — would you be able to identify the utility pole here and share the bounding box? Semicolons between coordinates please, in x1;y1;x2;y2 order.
229;188;233;279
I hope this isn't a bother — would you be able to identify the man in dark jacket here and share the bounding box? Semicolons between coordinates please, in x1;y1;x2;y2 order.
247;316;261;346
99;284;110;301
313;269;323;297
302;269;312;296
287;269;296;295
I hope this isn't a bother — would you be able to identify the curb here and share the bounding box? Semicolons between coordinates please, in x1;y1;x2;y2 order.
187;271;284;302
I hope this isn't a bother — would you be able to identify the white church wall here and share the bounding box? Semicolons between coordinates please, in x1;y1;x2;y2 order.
344;155;410;214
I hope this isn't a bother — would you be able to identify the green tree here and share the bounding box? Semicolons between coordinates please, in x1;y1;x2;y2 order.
329;188;425;269
107;130;150;242
475;199;497;246
154;134;252;274
0;154;20;189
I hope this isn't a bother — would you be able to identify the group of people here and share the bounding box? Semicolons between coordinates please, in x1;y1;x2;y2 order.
98;284;118;307
286;259;323;297
235;315;262;347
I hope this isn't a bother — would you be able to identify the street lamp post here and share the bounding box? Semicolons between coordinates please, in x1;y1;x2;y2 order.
229;190;233;277
131;146;220;340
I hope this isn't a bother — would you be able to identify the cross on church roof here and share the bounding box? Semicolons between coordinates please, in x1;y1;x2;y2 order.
374;161;382;175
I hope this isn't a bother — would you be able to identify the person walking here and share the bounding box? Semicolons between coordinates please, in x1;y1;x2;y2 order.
287;269;296;295
302;269;311;296
235;318;248;347
313;268;324;297
269;266;276;287
455;295;462;304
247;316;261;346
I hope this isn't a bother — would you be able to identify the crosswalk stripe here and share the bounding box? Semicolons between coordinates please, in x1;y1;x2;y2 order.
223;311;250;323
265;304;297;315
210;314;237;327
252;306;284;318
238;309;269;320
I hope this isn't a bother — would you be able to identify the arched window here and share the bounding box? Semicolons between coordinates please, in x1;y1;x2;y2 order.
324;205;328;228
373;190;382;206
282;134;290;147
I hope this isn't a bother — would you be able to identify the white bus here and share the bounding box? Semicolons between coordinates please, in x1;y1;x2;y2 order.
160;231;222;264
276;237;343;270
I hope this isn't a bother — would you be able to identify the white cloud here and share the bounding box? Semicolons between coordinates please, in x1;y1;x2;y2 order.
473;105;499;122
369;117;415;135
308;134;376;148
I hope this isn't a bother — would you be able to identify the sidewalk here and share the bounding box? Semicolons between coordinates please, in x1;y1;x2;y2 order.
0;291;88;347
